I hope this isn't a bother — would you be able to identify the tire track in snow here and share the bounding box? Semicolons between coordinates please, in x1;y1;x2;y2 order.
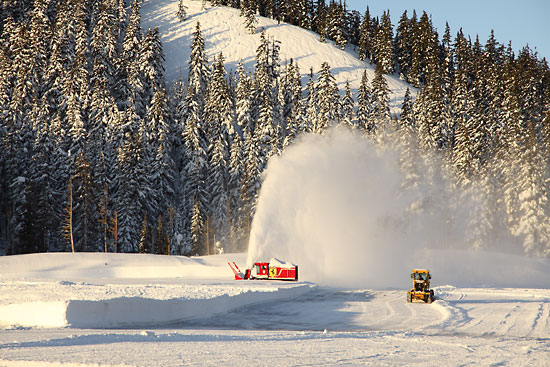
529;302;545;337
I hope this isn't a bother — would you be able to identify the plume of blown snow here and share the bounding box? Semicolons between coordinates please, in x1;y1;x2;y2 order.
246;127;549;289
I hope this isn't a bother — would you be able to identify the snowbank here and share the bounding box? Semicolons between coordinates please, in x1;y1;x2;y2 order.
0;252;229;280
0;253;313;329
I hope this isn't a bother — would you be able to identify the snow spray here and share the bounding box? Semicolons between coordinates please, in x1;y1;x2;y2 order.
247;127;550;289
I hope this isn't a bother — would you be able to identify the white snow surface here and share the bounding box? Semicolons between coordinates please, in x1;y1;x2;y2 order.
1;252;550;366
0;253;311;329
268;257;295;268
141;0;413;114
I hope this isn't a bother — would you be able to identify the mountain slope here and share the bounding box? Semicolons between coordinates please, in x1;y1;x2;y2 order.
141;0;414;113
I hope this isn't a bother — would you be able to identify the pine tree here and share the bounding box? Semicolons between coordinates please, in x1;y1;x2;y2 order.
357;70;373;134
240;127;261;247
116;110;145;253
394;10;411;79
326;1;346;49
254;33;282;165
154;214;169;254
188;22;210;111
346;9;361;46
242;0;257;34
177;0;187;22
407;10;423;87
303;68;317;133
315;62;340;133
147;87;175;222
140;27;165;106
512;120;550;255
299;0;314;30
279;59;301;134
358;6;372;62
371;63;390;127
374;10;394;74
340;81;354;128
138;215;148;253
89;0;119;203
204;53;234;250
235;61;254;136
316;1;328;42
227;133;244;251
72;150;99;252
414;31;451;153
397;88;420;191
62;178;75;253
182;96;209;255
121;0;144;113
33;114;67;252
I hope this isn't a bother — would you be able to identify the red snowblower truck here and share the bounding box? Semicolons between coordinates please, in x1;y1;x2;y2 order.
228;258;298;281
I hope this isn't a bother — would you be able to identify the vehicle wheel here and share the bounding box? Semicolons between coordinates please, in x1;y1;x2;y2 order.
427;295;432;304
407;293;412;303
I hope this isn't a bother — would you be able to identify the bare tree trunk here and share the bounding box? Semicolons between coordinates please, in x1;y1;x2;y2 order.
99;183;108;252
205;217;210;256
110;211;118;253
63;178;74;253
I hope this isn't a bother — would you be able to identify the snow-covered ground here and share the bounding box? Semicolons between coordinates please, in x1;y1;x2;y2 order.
1;252;549;366
0;253;312;329
141;0;413;114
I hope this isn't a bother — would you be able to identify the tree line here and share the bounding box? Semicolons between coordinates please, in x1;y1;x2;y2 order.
1;0;549;257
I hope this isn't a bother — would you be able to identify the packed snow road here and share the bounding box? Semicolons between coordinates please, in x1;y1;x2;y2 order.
1;286;550;366
185;286;550;338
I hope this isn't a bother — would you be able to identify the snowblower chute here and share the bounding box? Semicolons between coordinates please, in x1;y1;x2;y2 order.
228;258;298;281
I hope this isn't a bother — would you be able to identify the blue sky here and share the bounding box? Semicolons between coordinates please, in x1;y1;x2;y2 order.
345;0;550;61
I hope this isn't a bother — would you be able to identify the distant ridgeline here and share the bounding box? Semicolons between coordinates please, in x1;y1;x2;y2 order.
0;0;549;257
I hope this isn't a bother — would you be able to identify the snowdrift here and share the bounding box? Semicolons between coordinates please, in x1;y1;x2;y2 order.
0;253;313;329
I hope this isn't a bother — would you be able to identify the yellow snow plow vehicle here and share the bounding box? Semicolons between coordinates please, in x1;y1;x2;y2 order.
407;269;435;303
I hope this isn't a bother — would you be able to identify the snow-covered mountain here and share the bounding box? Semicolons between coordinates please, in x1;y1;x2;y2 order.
141;0;413;114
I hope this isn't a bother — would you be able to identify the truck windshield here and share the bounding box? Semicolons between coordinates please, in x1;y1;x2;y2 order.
415;273;427;280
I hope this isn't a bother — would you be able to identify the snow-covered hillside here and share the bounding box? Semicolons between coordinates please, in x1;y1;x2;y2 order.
141;0;413;113
1;252;550;366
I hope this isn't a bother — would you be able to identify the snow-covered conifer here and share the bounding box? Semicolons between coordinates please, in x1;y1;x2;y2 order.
374;10;394;74
303;68;317;133
242;0;257;34
147;87;176;221
356;70;373;134
358;6;372;61
315;62;340;133
177;0;188;22
394;10;411;78
236;61;253;137
140;27;165;103
371;64;390;125
340;81;354;128
187;22;210;110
